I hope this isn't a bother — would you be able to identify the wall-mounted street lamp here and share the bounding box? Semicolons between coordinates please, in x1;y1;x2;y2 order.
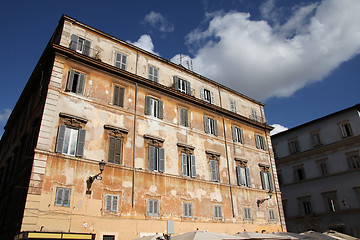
257;190;273;207
86;160;106;194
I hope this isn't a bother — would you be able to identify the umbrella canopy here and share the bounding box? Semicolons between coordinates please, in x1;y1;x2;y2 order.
172;230;247;240
234;231;290;239
133;234;164;240
323;230;358;240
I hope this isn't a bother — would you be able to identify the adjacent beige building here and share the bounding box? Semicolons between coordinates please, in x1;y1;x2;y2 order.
0;15;285;240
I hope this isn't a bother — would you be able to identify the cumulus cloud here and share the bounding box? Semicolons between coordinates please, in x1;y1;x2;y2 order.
179;0;360;101
143;11;174;33
270;124;288;136
0;109;11;122
128;34;159;55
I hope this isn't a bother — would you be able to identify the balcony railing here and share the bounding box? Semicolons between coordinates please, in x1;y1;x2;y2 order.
69;41;100;60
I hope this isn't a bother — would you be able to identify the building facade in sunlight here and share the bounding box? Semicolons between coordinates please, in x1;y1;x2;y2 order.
0;15;285;240
271;104;360;238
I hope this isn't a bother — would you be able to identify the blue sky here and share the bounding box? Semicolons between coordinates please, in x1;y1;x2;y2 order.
1;0;359;136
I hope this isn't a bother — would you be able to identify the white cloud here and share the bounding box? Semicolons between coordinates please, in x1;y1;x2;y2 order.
128;34;159;55
180;0;360;101
143;11;174;33
270;124;288;136
0;109;11;122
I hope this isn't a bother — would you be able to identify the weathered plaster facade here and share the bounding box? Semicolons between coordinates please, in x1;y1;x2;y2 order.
0;15;285;240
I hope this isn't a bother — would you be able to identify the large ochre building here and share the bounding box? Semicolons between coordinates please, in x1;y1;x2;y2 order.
0;15;285;240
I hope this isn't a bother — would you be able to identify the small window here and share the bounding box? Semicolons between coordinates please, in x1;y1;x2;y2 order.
210;159;219;182
145;96;163;119
200;87;214;104
148;199;159;217
255;134;266;150
55;125;86;157
105;194;118;212
204;116;218;136
179;108;189;127
251;109;260;122
214;205;222;219
70;34;91;56
298;196;312;215
244;208;251;220
294;165;306;181
148;65;159;82
322;191;338;212
232;126;244;143
288;139;300;154
346;151;360;169
229;99;237;113
269;209;275;221
181;153;196;178
311;132;322;147
237;166;251;187
339;122;353;138
55;187;71;207
148;145;165;172
108;136;122;164
66;69;86;95
174;76;191;95
103;236;115;240
115;52;127;70
183;203;193;218
113;86;125;107
317;160;328;176
260;171;274;190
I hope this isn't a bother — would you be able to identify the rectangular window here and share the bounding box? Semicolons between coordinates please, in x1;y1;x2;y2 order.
294;165;306;181
105;194;118;212
183;203;193;218
113;85;125;107
148;65;159;82
174;76;191;95
204;116;218;136
180;108;189;127
66;69;86;95
339;122;353;138
269;209;275;221
322;191;338;212
244;208;251;220
346;151;360;169
251;109;260;122
214;206;222;219
148;145;165;172
318;161;328;176
108;136;122;164
148;199;159;217
70;34;91;56
103;236;115;240
277;170;283;185
260;171;274;191
288;139;300;154
201;87;214;104
145;96;163;119
55;125;86;157
232;126;244;143
210;159;219;182
115;52;127;70
229;99;237;113
298;197;312;215
236;166;251;187
55;187;71;207
181;153;196;178
255;134;266;150
311;132;322;147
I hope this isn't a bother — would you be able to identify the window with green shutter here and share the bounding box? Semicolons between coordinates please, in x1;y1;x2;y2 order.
148;145;165;172
66;69;86;95
113;85;125;107
232;126;244;143
108;136;122;164
204;116;217;136
236;166;251;187
180;108;189;127
145;96;163;119
55;125;86;157
181;153;196;178
210;159;219;182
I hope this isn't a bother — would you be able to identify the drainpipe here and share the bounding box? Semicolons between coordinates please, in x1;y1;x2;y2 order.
132;51;139;207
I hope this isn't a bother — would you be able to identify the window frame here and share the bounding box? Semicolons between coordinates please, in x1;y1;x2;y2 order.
229;99;237;113
244;207;252;220
214;205;222;219
183;203;193;218
298;196;312;216
114;52;127;70
232;126;244;144
204;116;218;136
346;150;360;169
55;187;71;207
66;69;86;95
269;209;275;221
255;134;267;150
288;138;300;154
236;165;251;187
148;199;159;217
105;194;119;213
148;145;165;172
113;85;125;107
210;159;219;182
148;65;159;82
174;76;191;95
293;165;306;181
339;122;353;138
179;107;189;127
55;124;86;157
145;96;163;119
260;170;274;191
181;153;196;178
322;191;339;212
108;136;122;164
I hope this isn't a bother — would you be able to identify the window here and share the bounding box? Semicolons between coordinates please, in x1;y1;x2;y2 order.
214;206;222;219
317;159;328;176
255;134;266;150
269;209;275;221
183;203;193;218
148;145;165;172
346;151;360;169
251;109;260;122
204;116;218;136
322;191;338;212
181;153;196;178
244;208;251;220
277;170;283;185
148;65;159;82
282;199;288;218
288;138;300;154
174;76;191;95
148;199;159;217
145;96;163;119
210;159;219;182
66;69;85;95
200;87;214;104
232;126;244;143
108;136;122;164
113;86;124;107
115;52;127;70
229;99;237;113
298;196;312;215
55;125;86;157
103;236;115;240
105;194;118;212
70;34;91;56
179;108;189;127
236;166;251;187
294;165;306;181
260;170;274;191
55;187;71;207
339;122;353;138
353;186;360;205
311;131;322;147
